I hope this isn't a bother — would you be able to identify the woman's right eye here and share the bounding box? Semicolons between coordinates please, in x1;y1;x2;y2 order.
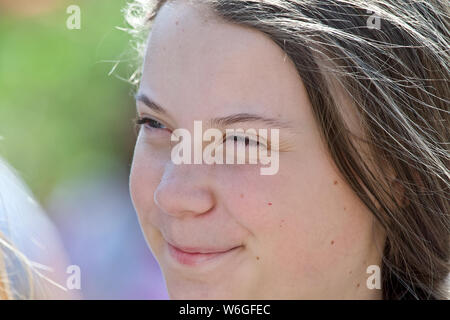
135;117;168;131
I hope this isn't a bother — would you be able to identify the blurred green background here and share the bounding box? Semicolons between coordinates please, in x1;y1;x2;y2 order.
0;0;137;203
0;0;168;299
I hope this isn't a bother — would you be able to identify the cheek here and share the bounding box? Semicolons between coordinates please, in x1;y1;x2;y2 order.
129;137;164;226
217;168;295;253
223;151;374;278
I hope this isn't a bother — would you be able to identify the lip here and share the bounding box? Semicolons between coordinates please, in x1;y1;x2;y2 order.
166;242;242;266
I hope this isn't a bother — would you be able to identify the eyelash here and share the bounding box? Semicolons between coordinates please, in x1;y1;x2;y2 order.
135;116;168;131
224;135;260;147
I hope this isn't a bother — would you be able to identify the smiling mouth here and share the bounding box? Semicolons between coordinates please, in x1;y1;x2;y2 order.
166;242;242;266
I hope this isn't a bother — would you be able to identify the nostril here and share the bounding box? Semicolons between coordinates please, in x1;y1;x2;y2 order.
153;180;215;217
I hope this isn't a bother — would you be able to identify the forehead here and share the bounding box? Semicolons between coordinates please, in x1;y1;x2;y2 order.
139;1;308;125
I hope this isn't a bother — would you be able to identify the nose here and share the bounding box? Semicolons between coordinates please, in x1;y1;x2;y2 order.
154;162;216;218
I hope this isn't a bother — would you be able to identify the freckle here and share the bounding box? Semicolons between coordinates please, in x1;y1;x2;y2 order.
331;240;335;245
240;193;244;198
344;207;346;211
268;202;272;206
333;180;338;185
175;20;179;25
349;270;352;274
357;283;360;288
256;256;260;260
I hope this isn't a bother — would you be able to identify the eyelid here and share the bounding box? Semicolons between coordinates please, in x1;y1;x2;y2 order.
135;114;171;131
135;117;172;136
223;132;268;148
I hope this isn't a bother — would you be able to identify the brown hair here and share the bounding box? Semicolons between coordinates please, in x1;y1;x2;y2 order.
124;0;450;299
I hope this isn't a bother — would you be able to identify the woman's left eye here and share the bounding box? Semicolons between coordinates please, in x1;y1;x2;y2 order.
225;135;260;147
135;117;167;130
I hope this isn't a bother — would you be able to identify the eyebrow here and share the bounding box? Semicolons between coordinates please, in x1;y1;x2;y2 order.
210;113;293;129
135;93;294;129
135;93;167;115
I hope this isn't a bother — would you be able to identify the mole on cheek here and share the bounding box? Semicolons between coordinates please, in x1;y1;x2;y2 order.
333;180;338;185
256;256;260;260
331;240;335;245
240;193;244;199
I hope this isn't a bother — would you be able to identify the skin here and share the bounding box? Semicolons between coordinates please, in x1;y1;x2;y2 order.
130;1;385;299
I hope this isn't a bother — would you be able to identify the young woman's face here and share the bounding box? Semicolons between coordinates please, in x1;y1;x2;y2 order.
130;1;383;299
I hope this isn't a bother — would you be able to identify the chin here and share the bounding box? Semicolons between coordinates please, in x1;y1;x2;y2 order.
166;280;241;300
